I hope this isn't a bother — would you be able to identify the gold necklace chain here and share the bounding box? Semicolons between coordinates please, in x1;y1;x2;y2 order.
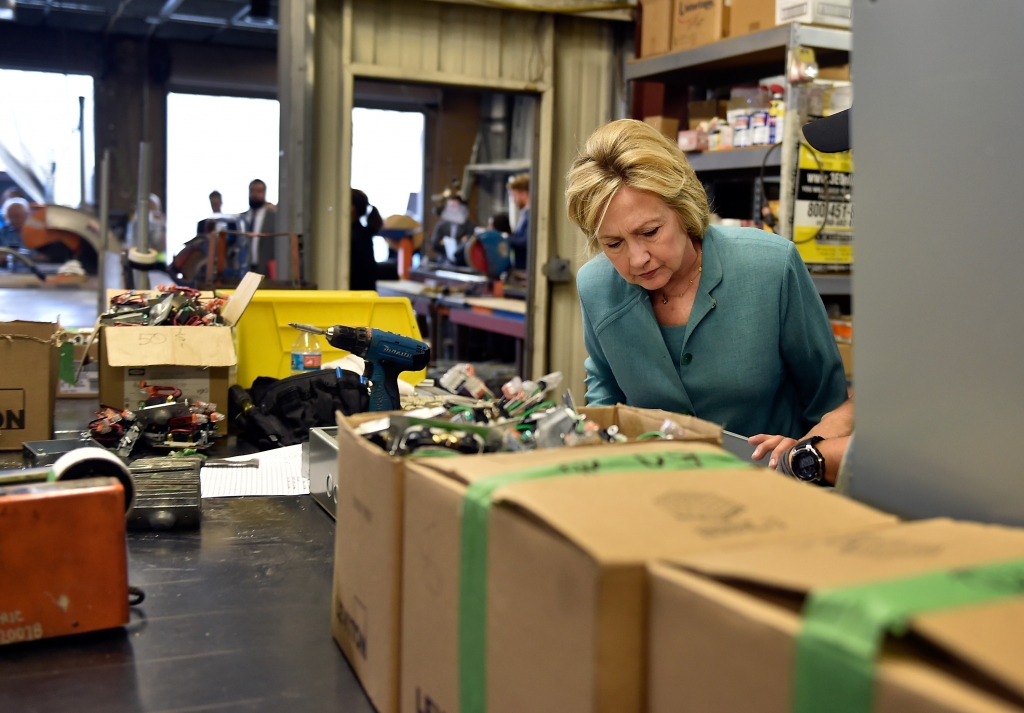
660;249;703;305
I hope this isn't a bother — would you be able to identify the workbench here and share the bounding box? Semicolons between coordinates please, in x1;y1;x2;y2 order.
0;495;375;713
376;279;526;373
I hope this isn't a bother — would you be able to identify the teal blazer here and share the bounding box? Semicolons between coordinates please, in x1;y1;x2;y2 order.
577;225;847;439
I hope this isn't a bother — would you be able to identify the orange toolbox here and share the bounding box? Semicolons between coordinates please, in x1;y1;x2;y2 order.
0;477;129;645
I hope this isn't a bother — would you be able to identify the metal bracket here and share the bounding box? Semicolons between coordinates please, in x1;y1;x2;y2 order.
542;257;572;283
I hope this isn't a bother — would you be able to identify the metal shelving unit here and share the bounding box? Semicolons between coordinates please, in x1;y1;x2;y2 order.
627;22;853;296
685;146;781;172
626;23;851;83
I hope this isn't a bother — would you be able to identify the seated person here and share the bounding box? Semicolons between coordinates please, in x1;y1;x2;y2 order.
429;196;475;264
0;197;29;249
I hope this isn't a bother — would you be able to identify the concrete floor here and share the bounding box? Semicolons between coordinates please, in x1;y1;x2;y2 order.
0;287;101;327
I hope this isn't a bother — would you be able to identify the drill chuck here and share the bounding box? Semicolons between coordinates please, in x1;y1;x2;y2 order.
325;325;373;357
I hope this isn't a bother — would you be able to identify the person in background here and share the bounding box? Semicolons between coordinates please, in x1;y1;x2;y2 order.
197;190;224;236
0;197;29;248
243;179;276;274
351;189;383;291
429;195;475;264
489;211;512;235
508;173;530;270
0;187;27;229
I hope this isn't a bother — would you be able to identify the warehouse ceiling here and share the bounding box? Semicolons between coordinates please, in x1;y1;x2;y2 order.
7;0;278;49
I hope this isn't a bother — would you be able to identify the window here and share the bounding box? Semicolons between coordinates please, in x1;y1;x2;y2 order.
165;93;279;260
0;69;94;207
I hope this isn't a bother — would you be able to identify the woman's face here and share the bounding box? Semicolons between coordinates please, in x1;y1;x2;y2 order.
596;185;689;291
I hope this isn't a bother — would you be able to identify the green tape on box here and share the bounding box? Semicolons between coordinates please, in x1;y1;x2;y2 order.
794;558;1024;713
458;449;748;713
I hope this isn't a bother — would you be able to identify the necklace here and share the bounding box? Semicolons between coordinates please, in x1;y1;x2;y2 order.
660;249;703;305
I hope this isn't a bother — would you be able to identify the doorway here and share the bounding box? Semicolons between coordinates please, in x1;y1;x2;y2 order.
351;79;539;385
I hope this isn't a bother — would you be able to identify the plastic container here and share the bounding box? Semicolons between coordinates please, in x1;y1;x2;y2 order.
230;290;426;388
290;332;323;374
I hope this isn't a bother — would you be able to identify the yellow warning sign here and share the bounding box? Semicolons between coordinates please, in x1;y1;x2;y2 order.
793;145;853;265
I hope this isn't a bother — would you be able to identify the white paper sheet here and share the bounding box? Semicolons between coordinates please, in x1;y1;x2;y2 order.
200;444;308;497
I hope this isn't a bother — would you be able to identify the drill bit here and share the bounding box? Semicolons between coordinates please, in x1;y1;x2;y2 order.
289;322;325;335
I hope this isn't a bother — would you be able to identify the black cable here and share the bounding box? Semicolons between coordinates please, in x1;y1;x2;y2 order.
757;142;783;229
792;142;831;245
128;586;146;606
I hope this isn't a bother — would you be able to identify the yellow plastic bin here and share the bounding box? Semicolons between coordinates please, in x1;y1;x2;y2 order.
231;290;426;388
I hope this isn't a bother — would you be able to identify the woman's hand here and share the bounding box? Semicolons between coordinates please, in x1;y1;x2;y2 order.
748;434;798;468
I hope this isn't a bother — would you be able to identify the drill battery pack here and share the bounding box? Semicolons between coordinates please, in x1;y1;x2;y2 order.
0;477;129;645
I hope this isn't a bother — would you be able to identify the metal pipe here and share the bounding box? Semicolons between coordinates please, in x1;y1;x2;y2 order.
98;148;110;313
135;141;151;289
78;96;86;208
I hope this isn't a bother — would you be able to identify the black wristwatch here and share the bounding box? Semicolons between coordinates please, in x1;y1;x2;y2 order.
786;436;826;484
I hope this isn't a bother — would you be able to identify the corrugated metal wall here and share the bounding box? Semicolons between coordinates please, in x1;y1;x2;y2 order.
311;0;623;400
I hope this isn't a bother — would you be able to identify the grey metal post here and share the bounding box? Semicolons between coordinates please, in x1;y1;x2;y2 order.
78;96;87;208
98;149;110;314
135;141;152;290
277;0;316;283
850;0;1024;525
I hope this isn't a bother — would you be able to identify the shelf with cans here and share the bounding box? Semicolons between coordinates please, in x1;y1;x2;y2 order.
628;22;853;301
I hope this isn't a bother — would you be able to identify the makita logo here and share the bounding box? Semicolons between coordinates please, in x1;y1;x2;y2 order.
334;595;367;659
381;344;406;357
680;0;713;13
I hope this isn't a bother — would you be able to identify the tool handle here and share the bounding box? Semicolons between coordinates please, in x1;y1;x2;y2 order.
368;362;401;412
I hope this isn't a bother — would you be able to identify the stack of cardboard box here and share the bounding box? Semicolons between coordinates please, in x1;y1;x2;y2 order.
331;404;1024;713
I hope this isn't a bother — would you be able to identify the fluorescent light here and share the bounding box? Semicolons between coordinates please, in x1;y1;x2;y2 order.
0;0;15;21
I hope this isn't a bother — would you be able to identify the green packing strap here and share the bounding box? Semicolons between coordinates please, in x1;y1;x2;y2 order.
794;557;1024;713
459;449;749;713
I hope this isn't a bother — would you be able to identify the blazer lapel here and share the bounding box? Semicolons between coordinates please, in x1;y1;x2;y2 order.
683;229;723;349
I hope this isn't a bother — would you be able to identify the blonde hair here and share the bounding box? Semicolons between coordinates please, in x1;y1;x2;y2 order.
565;119;710;253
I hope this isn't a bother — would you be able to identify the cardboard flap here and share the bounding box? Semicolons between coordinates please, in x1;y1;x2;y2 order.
672;519;1024;595
611;404;723;444
489;459;894;564
913;598;1024;700
103;326;236;367
414;440;727;488
0;320;59;340
220;272;263;326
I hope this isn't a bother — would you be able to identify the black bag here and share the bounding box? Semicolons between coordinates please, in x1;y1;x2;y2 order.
232;369;369;449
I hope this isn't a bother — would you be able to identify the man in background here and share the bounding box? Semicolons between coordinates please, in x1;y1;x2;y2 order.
243;179;276;274
0;197;30;248
508;173;530;271
197;190;224;236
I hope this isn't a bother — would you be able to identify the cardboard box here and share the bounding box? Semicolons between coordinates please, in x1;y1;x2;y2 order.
730;0;775;37
671;0;728;53
0;321;59;450
331;405;722;713
399;441;895;713
687;99;729;129
648;519;1024;713
644;115;680;140
776;0;851;29
99;327;233;435
99;275;260;434
639;0;673;58
678;129;710;152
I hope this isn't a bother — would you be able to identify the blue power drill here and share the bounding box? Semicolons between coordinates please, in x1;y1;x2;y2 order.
289;323;430;412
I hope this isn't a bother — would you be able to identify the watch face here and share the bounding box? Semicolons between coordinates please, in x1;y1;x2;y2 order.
792;448;821;482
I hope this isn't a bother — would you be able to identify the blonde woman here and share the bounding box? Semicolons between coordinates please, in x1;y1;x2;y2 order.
566;119;847;451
